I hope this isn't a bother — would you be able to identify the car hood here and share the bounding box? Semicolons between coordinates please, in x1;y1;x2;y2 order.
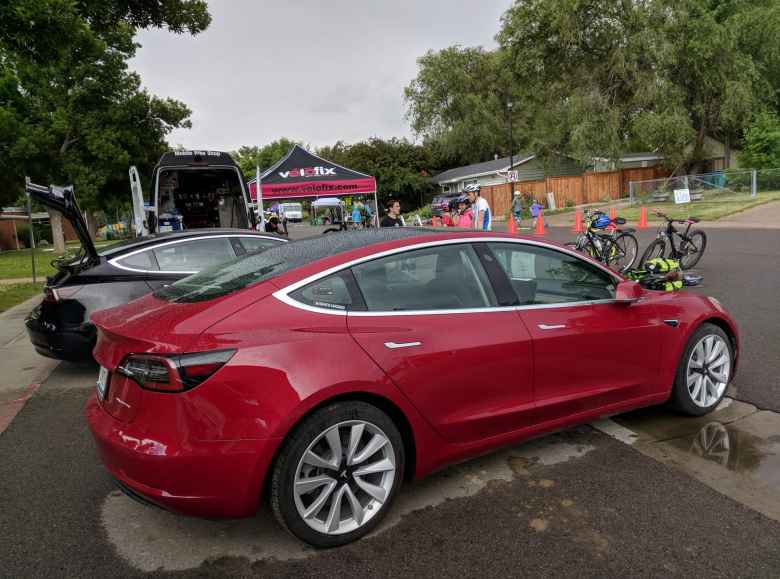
91;281;277;367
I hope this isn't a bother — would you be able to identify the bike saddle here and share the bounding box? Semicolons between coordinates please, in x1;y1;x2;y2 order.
687;217;700;223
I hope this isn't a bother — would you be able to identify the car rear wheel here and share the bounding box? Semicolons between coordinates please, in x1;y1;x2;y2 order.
270;401;405;547
670;323;733;416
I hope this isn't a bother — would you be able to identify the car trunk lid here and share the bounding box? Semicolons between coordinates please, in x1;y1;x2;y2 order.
25;181;99;263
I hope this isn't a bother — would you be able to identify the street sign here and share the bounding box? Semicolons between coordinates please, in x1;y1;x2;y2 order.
673;188;691;204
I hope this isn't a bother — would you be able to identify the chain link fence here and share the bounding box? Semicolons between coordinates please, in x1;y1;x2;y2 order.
629;168;780;205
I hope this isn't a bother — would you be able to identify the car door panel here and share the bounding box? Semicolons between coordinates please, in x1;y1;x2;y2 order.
518;301;663;423
485;241;664;422
345;243;535;444
348;311;534;443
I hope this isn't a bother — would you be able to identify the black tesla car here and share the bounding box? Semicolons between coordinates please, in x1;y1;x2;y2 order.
24;184;285;361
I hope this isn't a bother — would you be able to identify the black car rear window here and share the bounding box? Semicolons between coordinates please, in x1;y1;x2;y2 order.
154;228;433;303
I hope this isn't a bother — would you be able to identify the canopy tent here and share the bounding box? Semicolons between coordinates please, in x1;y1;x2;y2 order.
247;145;377;204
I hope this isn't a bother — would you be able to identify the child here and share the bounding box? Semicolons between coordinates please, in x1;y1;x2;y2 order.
530;199;548;228
453;197;473;228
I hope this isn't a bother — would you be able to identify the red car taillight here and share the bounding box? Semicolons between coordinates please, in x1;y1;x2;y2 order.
117;350;236;392
43;287;59;303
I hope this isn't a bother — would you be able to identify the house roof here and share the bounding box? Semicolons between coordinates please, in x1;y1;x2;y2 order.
430;153;535;184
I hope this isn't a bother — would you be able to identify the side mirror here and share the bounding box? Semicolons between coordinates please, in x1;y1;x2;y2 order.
614;280;642;304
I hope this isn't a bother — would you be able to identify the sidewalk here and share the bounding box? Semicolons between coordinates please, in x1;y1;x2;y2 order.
0;277;38;285
524;200;780;229
0;294;58;434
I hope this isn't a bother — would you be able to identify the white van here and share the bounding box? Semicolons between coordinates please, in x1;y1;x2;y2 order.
279;202;303;222
150;151;255;232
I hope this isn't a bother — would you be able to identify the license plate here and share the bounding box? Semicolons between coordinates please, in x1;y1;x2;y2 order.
96;366;110;400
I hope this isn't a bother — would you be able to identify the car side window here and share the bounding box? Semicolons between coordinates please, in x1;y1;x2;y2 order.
153;237;236;272
351;244;496;311
486;242;616;304
290;271;358;311
116;249;159;271
239;236;279;254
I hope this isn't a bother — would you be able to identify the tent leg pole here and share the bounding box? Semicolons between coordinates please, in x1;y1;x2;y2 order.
373;190;379;228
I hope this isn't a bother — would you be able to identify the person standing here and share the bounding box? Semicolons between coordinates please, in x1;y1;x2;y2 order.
464;184;491;231
511;191;524;226
380;198;403;227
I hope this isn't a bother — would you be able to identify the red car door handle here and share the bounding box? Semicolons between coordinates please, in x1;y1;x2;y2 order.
384;341;422;349
538;324;566;330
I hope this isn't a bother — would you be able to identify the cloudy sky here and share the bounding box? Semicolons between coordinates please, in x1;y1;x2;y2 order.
129;0;511;152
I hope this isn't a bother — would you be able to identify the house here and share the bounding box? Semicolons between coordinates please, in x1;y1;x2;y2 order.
430;153;584;194
592;137;740;173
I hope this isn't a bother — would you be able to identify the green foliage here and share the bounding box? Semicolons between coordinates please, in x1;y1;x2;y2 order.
0;0;208;208
406;0;780;172
317;138;439;210
741;112;780;169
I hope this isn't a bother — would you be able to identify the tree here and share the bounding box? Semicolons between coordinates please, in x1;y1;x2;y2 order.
232;138;303;180
404;46;525;168
317;138;440;209
0;0;207;213
741;111;780;169
406;0;780;172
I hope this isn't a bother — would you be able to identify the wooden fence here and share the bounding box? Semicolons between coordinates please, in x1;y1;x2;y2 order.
478;166;669;218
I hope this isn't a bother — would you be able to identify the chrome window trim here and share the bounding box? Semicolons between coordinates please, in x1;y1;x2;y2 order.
109;234;280;275
272;237;621;317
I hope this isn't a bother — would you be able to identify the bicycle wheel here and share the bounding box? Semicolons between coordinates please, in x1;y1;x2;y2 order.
609;233;639;272
678;230;707;270
640;238;666;267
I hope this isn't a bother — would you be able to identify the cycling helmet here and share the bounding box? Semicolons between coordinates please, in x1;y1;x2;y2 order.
449;195;471;210
592;214;612;229
463;183;481;193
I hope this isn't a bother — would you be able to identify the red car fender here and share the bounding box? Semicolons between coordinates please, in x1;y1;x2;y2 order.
651;292;739;397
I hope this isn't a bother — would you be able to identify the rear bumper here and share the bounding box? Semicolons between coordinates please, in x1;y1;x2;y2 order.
85;394;280;517
25;307;95;361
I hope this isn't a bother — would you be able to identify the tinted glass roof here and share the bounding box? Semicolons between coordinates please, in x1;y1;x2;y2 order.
154;228;436;303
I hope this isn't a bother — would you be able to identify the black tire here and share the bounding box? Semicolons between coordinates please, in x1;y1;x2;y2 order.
678;229;707;270
669;323;733;416
609;232;639;272
640;238;666;267
270;401;405;548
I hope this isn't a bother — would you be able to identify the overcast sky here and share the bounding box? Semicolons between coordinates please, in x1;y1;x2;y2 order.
129;0;511;152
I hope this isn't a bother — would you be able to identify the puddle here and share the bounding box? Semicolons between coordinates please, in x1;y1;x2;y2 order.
102;432;595;571
613;401;780;491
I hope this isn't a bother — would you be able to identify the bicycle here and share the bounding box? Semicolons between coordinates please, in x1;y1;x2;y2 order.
639;211;707;270
565;209;639;273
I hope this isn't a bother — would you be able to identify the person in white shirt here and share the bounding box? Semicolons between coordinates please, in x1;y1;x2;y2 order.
464;184;492;231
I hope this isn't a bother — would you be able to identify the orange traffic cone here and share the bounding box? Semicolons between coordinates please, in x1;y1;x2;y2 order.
431;216;439;227
609;207;617;221
507;216;518;235
572;209;583;233
534;210;546;236
638;206;648;229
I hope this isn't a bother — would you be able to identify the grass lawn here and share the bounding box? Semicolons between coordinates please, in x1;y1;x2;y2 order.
0;239;120;280
0;248;60;279
0;282;44;313
619;190;780;222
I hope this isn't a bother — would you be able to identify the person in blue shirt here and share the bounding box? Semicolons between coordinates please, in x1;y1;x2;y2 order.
530;199;548;228
351;203;362;229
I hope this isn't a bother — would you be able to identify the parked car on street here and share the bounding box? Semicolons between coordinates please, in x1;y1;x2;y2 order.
86;228;738;548
24;184;284;361
279;202;304;222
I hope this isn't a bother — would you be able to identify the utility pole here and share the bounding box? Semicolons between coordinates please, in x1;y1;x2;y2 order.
507;100;515;193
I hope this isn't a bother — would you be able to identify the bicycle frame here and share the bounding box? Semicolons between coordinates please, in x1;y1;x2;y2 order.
657;219;695;259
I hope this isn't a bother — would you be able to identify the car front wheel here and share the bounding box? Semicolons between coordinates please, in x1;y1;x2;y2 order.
270;402;405;547
670;323;733;416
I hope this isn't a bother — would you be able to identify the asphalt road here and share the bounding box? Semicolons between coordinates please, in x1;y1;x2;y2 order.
1;225;779;577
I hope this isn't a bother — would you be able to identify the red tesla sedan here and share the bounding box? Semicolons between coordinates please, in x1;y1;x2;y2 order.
86;229;738;547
